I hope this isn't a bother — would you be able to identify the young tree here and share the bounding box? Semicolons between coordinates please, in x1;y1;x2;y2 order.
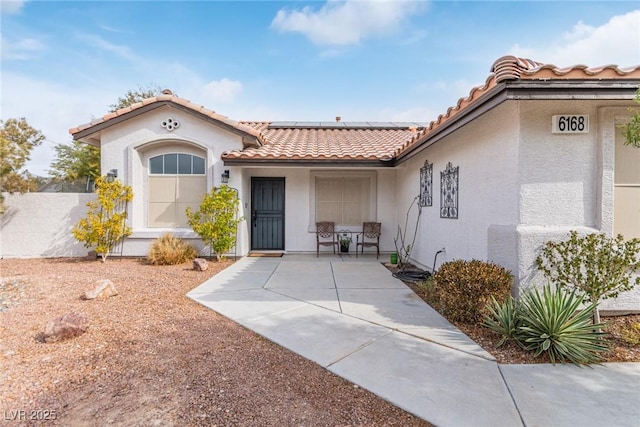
0;118;45;213
186;185;243;261
49;140;100;184
73;176;133;262
109;83;163;112
536;231;640;323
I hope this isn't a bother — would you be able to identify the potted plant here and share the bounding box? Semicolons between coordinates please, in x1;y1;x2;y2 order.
339;232;352;253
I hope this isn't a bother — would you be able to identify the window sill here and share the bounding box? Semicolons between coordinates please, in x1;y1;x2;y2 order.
130;228;199;239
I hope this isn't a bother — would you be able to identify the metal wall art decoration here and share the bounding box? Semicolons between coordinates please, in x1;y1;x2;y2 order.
161;118;180;131
419;160;433;207
440;162;459;219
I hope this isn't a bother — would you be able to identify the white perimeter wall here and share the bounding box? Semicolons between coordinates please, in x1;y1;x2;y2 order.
1;193;94;258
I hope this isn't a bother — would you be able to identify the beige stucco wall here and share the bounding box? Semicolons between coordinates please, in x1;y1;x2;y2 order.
396;99;638;310
396;102;521;274
515;103;639;311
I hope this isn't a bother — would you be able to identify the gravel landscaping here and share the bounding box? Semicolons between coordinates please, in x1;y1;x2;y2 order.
0;258;429;426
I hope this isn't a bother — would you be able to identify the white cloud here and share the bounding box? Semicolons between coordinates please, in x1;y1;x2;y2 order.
510;10;640;67
75;33;138;62
0;33;45;60
271;0;425;45
98;23;129;34
1;0;27;15
202;78;243;104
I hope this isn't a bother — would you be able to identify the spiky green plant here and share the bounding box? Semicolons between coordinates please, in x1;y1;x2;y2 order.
484;296;522;347
517;284;608;365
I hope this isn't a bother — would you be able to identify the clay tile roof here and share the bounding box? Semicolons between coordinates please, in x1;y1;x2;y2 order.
69;91;265;145
491;54;640;82
222;123;424;162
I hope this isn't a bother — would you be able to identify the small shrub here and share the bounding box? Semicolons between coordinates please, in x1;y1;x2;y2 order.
429;259;513;323
147;233;198;265
516;284;608;365
620;322;640;346
536;230;640;324
73;176;133;262
484;296;522;347
186;185;243;262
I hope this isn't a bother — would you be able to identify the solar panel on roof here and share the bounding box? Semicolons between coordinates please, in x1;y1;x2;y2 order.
318;122;347;128
267;121;427;130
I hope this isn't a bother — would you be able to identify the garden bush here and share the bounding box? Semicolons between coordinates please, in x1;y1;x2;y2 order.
147;233;198;265
536;230;640;324
73;176;133;262
621;322;640;346
485;284;608;365
427;259;513;323
186;185;243;261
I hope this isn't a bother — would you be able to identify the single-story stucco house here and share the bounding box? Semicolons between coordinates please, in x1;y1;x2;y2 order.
3;55;639;310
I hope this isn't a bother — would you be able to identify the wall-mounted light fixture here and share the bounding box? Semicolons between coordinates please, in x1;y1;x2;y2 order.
106;169;118;182
221;169;230;184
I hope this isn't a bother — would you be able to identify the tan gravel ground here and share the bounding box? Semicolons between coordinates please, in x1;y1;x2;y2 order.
0;258;430;427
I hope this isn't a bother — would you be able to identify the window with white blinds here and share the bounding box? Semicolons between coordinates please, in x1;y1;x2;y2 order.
147;152;206;228
614;127;640;239
315;176;372;226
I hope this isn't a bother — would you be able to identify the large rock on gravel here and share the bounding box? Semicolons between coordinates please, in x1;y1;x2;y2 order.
43;313;88;343
193;258;208;271
82;279;118;300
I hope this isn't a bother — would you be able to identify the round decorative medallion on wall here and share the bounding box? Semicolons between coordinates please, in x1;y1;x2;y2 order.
161;118;180;131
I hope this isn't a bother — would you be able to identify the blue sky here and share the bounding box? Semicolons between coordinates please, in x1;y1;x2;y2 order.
2;0;639;175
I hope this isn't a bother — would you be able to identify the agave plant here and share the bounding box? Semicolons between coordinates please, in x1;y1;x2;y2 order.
484;296;522;347
517;284;608;365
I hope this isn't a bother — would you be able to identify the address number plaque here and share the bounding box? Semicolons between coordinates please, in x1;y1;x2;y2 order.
552;115;589;134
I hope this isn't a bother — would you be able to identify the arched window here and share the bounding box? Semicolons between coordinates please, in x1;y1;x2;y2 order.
148;153;206;228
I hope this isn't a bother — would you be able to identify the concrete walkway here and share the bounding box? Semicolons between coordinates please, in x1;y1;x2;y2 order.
187;254;640;427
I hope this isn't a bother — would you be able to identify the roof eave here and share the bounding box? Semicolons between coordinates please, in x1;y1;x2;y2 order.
71;101;262;148
394;79;640;165
222;158;395;168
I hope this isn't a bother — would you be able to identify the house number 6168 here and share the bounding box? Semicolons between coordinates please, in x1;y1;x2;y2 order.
552;115;589;134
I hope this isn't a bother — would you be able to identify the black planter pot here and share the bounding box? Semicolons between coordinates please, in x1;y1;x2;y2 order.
340;244;349;253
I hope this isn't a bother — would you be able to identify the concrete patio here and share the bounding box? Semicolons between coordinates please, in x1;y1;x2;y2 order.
187;254;640;427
